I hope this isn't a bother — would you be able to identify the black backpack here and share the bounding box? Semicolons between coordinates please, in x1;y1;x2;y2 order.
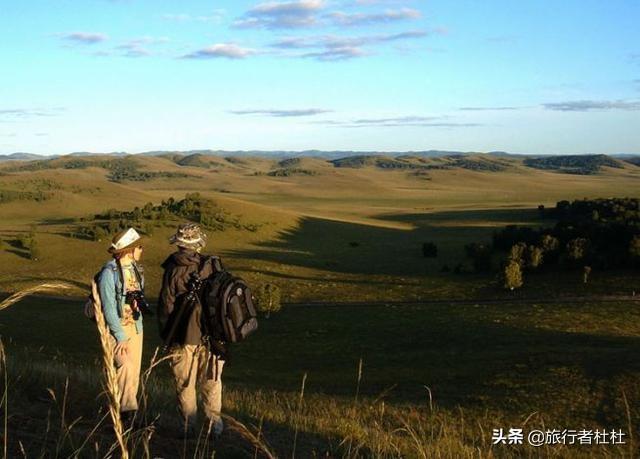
200;257;259;344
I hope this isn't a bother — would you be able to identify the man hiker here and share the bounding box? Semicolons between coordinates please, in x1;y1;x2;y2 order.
158;223;226;437
97;227;146;426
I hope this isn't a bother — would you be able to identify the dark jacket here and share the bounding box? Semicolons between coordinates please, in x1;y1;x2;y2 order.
158;248;219;346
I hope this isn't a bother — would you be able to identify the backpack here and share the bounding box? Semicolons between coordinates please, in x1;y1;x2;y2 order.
83;271;102;321
84;262;146;322
200;257;259;344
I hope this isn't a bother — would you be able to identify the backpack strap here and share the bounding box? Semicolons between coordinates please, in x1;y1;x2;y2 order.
196;255;223;280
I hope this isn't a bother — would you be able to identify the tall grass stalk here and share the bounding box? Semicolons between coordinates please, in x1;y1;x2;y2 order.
621;389;634;458
354;358;363;404
0;282;74;312
222;414;276;459
0;339;7;459
291;372;307;459
93;295;129;458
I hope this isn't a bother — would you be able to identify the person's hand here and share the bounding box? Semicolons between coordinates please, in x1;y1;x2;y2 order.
114;340;129;357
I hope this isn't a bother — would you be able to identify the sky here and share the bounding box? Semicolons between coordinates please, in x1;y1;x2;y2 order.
0;0;639;155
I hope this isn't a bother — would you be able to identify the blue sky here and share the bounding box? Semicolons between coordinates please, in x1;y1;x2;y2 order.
0;0;639;155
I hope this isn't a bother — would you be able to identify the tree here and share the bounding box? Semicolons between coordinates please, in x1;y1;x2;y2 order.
503;259;523;290
527;245;544;269
540;234;559;252
508;242;527;267
143;222;154;236
566;238;589;261
28;237;41;261
255;283;282;318
93;225;107;241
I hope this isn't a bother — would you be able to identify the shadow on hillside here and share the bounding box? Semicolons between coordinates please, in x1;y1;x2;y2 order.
1;297;639;436
11;276;89;291
5;238;31;260
377;207;544;225
225;207;546;277
236;266;419;287
230;303;640;423
37;217;77;226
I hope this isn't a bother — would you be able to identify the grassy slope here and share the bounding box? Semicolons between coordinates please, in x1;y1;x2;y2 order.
1;155;639;299
0;155;639;455
1;296;639;456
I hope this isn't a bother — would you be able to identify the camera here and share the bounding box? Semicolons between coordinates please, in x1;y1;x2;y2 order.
125;290;154;318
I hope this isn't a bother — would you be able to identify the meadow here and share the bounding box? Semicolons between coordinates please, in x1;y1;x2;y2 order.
0;152;639;457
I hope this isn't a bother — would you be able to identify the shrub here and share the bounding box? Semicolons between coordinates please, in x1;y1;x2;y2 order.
508;242;528;267
254;283;282;318
527;246;544;269
566;238;589;261
503;260;523;290
29;237;41;261
540;234;559;252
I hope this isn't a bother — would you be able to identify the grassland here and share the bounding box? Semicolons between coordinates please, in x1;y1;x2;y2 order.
2;295;639;457
0;153;639;457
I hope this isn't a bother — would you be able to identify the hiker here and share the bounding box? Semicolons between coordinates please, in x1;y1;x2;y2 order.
97;227;146;426
158;223;226;437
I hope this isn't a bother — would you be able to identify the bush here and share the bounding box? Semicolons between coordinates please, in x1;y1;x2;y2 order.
527;246;544;269
28;238;41;261
254;283;282;318
540;234;559;252
566;238;589;261
503;260;523;290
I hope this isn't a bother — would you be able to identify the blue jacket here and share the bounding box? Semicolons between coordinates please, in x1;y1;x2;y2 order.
98;259;144;342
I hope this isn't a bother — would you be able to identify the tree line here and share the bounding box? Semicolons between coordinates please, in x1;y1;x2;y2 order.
74;193;262;241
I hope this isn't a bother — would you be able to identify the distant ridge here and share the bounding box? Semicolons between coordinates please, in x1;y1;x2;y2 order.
2;149;520;161
1;150;638;162
0;152;43;161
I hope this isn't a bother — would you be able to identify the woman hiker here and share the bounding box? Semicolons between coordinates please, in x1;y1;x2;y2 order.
97;227;147;426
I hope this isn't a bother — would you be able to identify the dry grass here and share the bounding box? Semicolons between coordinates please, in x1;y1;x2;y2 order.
0;282;75;311
92;290;129;458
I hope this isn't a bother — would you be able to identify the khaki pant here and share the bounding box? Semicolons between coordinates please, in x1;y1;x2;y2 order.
109;323;143;412
170;344;224;427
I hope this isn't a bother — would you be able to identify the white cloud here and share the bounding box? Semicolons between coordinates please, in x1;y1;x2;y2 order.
328;8;421;26
183;43;258;59
543;100;640;111
234;0;326;29
230;108;333;117
60;32;108;44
